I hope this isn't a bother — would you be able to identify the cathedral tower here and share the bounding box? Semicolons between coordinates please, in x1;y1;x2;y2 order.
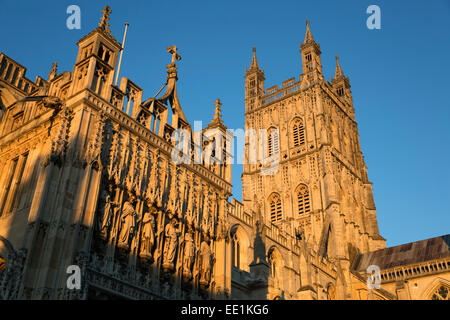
241;21;386;299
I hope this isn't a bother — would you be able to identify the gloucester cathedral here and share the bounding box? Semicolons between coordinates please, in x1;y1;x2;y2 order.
0;6;448;300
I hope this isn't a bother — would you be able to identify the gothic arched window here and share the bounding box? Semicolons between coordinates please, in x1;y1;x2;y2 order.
268;247;283;289
267;127;279;157
431;285;449;300
230;225;250;272
91;64;106;96
296;184;311;215
269;193;282;223
292;118;305;147
231;234;240;269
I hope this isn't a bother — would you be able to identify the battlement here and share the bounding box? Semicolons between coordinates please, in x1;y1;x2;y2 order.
0;53;38;95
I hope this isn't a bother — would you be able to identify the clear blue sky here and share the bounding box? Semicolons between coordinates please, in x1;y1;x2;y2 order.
1;0;449;247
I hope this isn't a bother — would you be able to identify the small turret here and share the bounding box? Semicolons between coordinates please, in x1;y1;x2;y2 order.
245;46;265;112
331;55;352;106
300;20;323;84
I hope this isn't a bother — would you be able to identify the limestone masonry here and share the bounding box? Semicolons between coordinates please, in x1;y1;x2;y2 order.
0;6;448;300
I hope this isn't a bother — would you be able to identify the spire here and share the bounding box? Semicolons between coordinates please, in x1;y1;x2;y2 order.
249;46;260;71
99;5;112;33
304;19;314;43
335;55;344;78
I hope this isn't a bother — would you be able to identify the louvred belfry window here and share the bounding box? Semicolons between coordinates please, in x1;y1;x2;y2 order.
296;184;311;215
268;128;279;157
292;118;305;147
269;193;282;223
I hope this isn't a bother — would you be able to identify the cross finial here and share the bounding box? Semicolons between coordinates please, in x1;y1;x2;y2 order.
167;45;181;66
99;5;112;32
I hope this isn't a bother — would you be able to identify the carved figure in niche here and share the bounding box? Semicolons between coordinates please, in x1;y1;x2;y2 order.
98;184;116;238
154;158;166;208
182;226;195;279
217;206;230;241
199;236;212;287
185;175;195;225
117;195;138;250
162;218;179;271
166;168;177;216
139;205;157;260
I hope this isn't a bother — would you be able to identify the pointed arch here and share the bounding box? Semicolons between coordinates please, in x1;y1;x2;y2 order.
291;117;306;147
295;184;311;215
267;127;279;157
267;246;285;289
422;277;450;300
230;224;251;272
268;193;282;223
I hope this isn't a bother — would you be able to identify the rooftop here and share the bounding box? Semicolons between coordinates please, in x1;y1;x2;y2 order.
354;234;450;272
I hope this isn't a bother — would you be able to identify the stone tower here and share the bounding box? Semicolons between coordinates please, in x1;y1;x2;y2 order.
241;20;386;299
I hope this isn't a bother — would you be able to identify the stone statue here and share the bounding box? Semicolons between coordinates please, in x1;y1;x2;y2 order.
182;228;195;279
217;209;230;241
162;218;179;271
117;197;137;250
139;206;157;260
98;184;116;238
199;238;212;287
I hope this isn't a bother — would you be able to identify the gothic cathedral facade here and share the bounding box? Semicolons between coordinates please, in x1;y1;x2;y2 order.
0;7;448;300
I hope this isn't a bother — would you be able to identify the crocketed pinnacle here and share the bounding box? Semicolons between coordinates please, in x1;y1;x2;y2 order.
304;19;314;43
335;54;344;78
249;46;260;71
212;98;224;125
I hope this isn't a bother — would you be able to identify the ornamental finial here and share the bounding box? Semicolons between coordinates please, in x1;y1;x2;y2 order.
99;5;112;32
167;45;181;66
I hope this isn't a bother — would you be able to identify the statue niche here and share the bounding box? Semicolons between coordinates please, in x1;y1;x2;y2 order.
139;205;157;261
97;184;117;240
117;195;138;250
153;157;166;208
199;236;213;288
182;226;195;280
162;218;179;272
